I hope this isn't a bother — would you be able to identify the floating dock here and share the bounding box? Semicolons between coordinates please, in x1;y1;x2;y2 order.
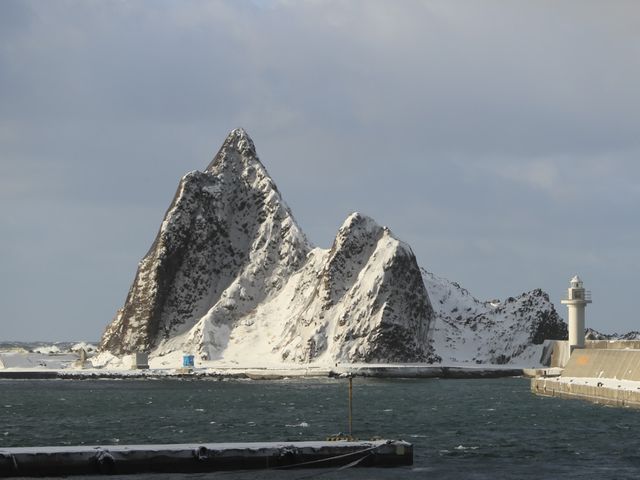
0;440;412;477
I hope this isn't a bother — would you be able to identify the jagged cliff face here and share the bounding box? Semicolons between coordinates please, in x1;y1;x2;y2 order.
100;128;564;366
100;129;435;363
423;269;567;364
100;130;310;356
274;213;435;363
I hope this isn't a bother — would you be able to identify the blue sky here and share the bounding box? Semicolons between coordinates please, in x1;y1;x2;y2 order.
1;0;639;341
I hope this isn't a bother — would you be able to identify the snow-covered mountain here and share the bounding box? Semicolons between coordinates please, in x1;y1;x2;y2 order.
423;270;566;364
101;129;310;358
585;328;640;341
100;128;566;366
100;129;435;364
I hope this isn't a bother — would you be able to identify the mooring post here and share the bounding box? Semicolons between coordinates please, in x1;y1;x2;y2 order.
348;374;353;437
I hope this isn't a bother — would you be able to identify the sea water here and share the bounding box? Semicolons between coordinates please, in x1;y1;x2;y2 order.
1;377;639;479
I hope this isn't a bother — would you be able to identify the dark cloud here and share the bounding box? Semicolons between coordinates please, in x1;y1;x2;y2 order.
1;0;639;339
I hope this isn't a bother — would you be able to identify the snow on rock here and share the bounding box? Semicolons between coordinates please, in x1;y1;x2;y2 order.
99;129;434;364
70;342;97;353
585;328;640;341
99;128;566;367
0;352;77;369
32;345;61;355
270;213;436;363
100;129;309;358
423;269;567;365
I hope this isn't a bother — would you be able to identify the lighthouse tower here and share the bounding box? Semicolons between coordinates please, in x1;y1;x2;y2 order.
561;275;592;349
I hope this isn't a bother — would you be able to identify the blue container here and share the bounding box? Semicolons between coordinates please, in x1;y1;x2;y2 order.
183;355;195;368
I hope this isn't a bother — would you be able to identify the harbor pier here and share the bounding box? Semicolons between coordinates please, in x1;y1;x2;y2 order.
0;440;412;477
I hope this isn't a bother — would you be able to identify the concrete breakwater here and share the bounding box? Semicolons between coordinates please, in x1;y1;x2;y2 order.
531;348;640;408
531;377;640;408
0;364;524;380
0;440;412;476
334;364;524;379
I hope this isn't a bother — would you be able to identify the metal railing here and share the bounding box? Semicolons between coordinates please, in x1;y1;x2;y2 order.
562;290;592;302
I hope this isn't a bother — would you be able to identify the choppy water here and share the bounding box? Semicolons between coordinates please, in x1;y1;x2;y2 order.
1;377;639;479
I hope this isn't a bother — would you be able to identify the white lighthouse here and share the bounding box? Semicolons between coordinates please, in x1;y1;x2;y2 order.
561;275;592;349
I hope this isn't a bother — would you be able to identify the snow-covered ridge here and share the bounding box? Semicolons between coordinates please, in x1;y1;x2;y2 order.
0;341;97;354
99;129;434;365
585;328;640;341
98;128;565;367
423;269;566;364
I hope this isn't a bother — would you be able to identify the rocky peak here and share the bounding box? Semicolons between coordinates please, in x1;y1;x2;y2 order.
321;213;384;305
99;128;561;367
307;213;435;363
206;128;257;172
100;129;309;356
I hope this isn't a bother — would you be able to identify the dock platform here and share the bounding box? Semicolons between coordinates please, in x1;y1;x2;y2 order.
0;440;412;476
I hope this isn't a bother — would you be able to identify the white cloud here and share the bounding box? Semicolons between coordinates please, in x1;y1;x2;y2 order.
462;152;639;204
502;160;559;192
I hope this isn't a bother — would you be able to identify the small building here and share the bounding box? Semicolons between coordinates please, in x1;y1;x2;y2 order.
183;355;195;368
131;352;149;369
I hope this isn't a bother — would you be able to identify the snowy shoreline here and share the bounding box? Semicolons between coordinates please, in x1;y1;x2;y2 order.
0;363;526;380
0;343;539;380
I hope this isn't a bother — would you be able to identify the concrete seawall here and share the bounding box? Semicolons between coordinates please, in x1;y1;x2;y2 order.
0;365;525;380
335;365;523;379
0;440;412;476
561;348;640;380
531;348;640;409
531;377;640;408
544;340;640;369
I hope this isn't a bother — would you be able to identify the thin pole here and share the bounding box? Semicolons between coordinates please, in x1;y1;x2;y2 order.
348;375;353;437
